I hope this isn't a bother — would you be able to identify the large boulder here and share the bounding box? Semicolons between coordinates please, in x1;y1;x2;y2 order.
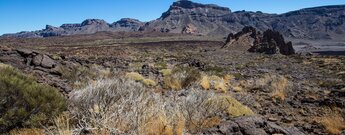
32;54;56;68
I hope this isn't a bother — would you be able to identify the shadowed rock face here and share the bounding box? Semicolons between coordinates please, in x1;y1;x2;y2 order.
223;26;295;55
2;1;345;40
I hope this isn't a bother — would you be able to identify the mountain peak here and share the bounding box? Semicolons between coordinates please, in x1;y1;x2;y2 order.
81;19;108;26
171;0;230;11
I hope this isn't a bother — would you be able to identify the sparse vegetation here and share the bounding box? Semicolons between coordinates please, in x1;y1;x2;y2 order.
0;64;66;133
43;77;254;134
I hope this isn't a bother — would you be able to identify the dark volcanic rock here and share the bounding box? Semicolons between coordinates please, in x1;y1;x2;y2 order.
249;29;295;55
0;48;71;94
206;116;305;135
223;26;295;55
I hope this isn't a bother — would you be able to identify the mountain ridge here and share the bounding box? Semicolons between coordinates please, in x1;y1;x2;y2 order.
2;1;345;40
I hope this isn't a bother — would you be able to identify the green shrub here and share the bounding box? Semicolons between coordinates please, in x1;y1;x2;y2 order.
0;65;66;133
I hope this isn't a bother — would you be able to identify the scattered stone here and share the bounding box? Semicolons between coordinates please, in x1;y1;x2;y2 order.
268;117;278;122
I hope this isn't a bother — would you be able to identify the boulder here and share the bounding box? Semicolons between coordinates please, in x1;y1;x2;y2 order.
32;54;56;68
16;49;34;57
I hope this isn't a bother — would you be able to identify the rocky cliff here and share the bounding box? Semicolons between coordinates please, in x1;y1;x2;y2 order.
2;1;345;40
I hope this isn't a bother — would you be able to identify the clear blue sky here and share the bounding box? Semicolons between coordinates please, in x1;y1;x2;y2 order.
0;0;344;35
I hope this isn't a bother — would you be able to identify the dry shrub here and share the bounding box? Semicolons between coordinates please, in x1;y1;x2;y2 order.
270;75;288;101
318;115;345;135
140;114;178;135
67;78;243;134
247;74;290;101
164;67;201;90
9;128;44;135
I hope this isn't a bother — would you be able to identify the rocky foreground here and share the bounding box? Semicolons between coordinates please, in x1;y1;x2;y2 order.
1;30;345;134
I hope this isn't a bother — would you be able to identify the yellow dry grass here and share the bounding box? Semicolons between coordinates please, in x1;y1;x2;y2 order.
207;96;254;117
200;75;228;92
160;69;172;76
319;115;345;135
188;116;221;133
9;128;44;135
54;113;73;135
142;79;157;87
270;75;288;101
164;76;182;90
140;115;185;135
232;86;243;92
200;75;210;90
126;72;145;81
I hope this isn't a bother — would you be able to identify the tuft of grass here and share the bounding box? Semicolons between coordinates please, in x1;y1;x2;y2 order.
209;75;228;92
246;74;290;101
207;96;255;117
160;69;172;76
142;79;157;87
126;72;145;81
163;67;201;90
154;62;168;69
53;113;72;135
270;75;288;101
200;75;210;90
319;116;345;135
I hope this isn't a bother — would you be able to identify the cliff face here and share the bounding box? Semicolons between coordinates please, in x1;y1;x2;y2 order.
2;1;345;40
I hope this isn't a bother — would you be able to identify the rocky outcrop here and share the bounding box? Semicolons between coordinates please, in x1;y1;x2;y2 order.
182;24;198;34
223;26;295;55
222;26;258;51
0;47;71;94
2;1;345;40
249;29;295;55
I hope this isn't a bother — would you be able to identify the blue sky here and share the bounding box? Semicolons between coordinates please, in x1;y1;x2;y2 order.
0;0;344;35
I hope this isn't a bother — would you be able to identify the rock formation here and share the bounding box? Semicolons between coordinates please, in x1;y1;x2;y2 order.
223;26;295;55
0;47;72;94
2;1;345;40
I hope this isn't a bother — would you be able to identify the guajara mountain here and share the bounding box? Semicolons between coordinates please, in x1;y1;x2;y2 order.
2;0;345;40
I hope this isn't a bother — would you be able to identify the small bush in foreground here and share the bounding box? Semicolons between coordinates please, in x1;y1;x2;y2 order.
0;64;66;133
